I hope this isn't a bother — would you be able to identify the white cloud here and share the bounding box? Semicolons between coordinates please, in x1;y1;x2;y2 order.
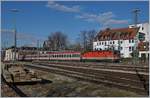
76;12;129;26
46;1;80;13
46;2;129;27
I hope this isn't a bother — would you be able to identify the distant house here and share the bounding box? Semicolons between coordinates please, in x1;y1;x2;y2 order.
93;27;147;58
4;46;37;61
4;48;19;61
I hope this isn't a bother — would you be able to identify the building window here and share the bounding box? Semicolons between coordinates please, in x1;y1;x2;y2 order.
120;41;122;44
132;46;134;51
102;42;103;45
99;42;101;45
97;43;98;45
110;41;112;44
129;46;131;51
113;41;115;44
105;42;107;45
118;40;122;44
142;27;144;30
120;47;123;50
129;39;131;43
132;39;134;43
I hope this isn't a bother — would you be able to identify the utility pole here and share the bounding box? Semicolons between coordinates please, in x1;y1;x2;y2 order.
10;9;19;62
132;8;140;65
37;40;40;60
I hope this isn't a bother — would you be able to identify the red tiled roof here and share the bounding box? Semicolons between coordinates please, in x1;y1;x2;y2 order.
95;27;139;41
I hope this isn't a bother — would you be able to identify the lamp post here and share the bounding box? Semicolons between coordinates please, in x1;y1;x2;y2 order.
10;9;19;62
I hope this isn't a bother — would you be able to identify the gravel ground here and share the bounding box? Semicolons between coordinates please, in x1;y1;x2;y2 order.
1;67;145;97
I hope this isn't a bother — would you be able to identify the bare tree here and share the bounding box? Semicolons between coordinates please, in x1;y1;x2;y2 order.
87;30;97;51
80;31;88;51
43;32;68;51
80;30;96;51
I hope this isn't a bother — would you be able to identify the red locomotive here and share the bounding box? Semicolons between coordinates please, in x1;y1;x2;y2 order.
82;50;120;62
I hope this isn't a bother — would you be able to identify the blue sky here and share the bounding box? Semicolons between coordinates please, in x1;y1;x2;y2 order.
1;1;149;47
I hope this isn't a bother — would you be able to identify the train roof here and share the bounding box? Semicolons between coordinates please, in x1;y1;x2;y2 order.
46;51;81;54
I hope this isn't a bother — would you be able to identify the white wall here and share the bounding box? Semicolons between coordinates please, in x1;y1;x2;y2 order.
4;49;19;61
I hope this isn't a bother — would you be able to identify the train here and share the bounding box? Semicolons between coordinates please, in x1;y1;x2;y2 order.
18;50;120;62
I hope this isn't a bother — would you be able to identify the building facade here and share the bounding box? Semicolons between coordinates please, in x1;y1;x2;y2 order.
93;28;140;58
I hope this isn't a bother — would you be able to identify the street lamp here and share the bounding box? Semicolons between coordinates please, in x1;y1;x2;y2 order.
10;9;19;62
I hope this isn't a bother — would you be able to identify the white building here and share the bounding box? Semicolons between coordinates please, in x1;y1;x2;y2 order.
4;47;37;61
129;22;149;42
4;48;19;61
93;27;141;58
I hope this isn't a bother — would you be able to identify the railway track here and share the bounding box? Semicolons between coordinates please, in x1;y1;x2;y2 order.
25;63;149;95
33;61;149;73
